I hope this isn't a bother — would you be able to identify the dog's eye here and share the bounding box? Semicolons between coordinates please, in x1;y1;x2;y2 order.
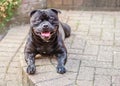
49;17;55;21
32;19;41;26
36;17;42;21
49;17;56;24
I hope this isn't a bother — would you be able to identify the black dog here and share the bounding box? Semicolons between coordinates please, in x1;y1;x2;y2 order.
24;9;71;74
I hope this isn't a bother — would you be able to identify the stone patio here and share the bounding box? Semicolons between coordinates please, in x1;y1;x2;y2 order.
1;10;120;86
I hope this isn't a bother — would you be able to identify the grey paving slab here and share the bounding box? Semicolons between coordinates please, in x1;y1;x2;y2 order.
112;76;120;84
95;68;120;76
84;44;99;55
77;80;93;86
94;75;111;86
97;46;113;62
81;60;112;68
77;67;95;81
113;52;120;69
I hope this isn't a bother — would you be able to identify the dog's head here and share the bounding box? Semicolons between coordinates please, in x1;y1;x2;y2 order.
30;9;61;42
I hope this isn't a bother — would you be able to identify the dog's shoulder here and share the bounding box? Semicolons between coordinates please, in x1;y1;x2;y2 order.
58;22;65;40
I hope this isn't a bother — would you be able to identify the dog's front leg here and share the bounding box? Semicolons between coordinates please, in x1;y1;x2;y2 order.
25;53;36;74
56;51;67;74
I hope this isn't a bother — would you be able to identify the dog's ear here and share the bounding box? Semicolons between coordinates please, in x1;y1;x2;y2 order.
50;8;61;15
30;10;37;17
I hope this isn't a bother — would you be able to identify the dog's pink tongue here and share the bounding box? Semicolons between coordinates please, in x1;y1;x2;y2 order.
41;32;50;37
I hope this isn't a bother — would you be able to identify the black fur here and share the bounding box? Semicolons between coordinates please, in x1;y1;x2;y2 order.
24;9;71;74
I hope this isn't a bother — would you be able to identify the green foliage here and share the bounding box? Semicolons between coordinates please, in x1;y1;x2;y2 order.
0;0;21;29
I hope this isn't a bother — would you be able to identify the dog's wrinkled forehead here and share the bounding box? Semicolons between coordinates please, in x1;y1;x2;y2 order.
30;9;60;26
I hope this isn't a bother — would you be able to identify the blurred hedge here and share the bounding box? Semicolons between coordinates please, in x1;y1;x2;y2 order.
0;0;21;29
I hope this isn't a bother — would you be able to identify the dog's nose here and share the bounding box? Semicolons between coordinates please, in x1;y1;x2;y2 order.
43;24;48;28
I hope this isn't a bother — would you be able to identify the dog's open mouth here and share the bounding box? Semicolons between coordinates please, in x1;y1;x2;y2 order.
36;31;55;38
41;31;51;38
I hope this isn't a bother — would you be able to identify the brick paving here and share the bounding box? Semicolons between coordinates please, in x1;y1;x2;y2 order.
0;25;29;86
1;11;120;86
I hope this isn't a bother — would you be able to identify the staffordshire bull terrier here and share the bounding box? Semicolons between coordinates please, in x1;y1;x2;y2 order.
24;8;71;74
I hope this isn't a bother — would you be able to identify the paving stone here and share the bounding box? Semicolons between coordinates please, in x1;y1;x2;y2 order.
35;57;52;66
29;72;62;83
66;33;74;39
77;25;89;32
0;56;12;61
114;40;120;46
72;31;88;36
84;44;99;55
0;52;14;57
81;60;112;68
112;84;120;86
113;47;120;52
7;67;20;74
3;35;25;40
112;76;120;84
96;68;120;76
69;16;81;21
116;22;120;29
6;31;28;36
90;18;102;25
0;67;7;73
88;28;101;37
97;46;113;62
79;19;91;25
68;11;81;17
102;15;114;25
114;52;120;69
114;32;120;46
90;23;103;29
1;39;22;44
29;72;76;84
101;23;115;28
66;59;80;72
94;75;111;86
68;54;97;60
71;37;86;49
100;46;113;51
0;43;20;48
9;61;21;68
0;73;5;79
77;67;95;81
0;62;9;67
7;81;22;86
12;54;21;62
77;80;93;86
91;14;103;24
5;74;18;81
0;47;17;52
102;29;114;41
83;11;91;19
68;49;83;54
65;43;71;49
36;76;75;86
0;80;6;86
67;21;79;31
87;40;113;46
36;65;56;73
87;35;101;40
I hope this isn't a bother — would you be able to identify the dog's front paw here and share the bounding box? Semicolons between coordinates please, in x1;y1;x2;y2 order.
27;64;36;74
57;66;66;74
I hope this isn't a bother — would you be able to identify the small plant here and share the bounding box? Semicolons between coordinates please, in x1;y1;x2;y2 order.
0;0;21;30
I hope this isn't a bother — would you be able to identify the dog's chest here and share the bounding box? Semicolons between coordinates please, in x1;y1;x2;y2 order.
36;45;54;55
